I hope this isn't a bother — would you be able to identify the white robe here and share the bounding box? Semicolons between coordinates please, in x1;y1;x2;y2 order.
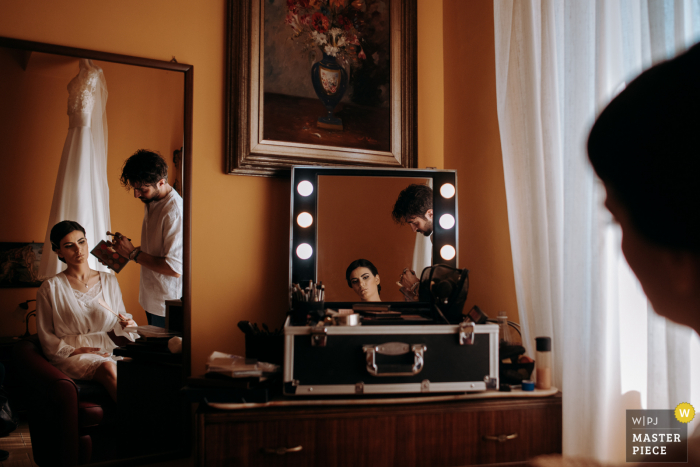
36;271;138;380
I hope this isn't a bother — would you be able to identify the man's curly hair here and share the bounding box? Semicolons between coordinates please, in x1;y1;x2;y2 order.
120;149;169;189
391;184;433;224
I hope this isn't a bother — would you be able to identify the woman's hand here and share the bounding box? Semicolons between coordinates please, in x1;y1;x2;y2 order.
118;313;137;329
70;347;109;357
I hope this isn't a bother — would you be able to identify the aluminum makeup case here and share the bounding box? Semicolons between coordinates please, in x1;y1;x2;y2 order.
283;317;499;396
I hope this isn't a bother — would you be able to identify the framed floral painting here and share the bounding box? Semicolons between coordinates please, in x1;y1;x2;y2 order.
226;0;417;176
0;242;43;288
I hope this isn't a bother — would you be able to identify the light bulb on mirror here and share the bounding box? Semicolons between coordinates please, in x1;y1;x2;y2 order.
439;214;455;230
297;181;314;197
440;245;456;261
440;183;455;199
297;212;313;228
296;243;313;260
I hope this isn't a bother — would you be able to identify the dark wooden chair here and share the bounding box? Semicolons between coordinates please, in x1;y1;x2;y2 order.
11;336;121;466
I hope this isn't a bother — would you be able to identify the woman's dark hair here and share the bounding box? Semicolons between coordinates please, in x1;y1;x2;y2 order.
392;184;433;224
50;221;86;263
588;43;700;252
120;149;169;189
345;259;381;294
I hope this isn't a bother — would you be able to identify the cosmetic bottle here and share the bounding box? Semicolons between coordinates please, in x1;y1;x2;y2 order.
497;311;513;346
535;336;552;390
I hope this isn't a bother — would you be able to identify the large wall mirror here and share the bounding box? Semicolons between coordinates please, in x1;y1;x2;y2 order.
290;167;457;305
0;36;192;463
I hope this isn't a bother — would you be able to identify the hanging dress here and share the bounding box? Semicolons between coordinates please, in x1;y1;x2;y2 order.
38;59;111;279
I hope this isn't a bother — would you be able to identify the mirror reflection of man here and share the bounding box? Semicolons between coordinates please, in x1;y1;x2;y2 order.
391;184;433;301
111;150;183;328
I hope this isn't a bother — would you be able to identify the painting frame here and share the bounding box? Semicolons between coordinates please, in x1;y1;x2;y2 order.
0;242;43;288
226;0;417;177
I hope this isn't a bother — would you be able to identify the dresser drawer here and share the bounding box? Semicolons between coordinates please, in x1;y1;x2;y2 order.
198;395;562;467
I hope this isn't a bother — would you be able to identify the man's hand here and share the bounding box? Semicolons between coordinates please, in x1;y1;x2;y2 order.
70;347;109;357
398;268;420;302
111;232;135;259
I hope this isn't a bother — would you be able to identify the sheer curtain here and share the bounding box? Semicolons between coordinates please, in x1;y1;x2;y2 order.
494;0;700;462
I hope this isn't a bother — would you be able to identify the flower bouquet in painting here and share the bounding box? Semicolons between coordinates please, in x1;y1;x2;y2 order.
285;0;368;130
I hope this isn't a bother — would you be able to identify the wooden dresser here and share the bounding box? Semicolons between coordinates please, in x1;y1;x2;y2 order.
197;393;562;466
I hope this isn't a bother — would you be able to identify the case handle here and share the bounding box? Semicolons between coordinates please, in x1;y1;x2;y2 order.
261;445;303;455
362;342;426;377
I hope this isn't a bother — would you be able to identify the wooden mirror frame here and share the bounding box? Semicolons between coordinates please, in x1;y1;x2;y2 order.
0;36;193;377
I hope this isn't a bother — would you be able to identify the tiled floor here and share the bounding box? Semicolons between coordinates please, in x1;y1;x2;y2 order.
0;421;35;467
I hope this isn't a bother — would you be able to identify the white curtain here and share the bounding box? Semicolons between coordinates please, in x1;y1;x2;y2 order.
412;180;433;276
494;0;700;462
38;59;110;278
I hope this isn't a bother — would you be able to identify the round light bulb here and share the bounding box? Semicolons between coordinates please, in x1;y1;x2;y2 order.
297;212;313;228
297;181;314;197
440;183;456;199
439;214;455;230
296;243;313;260
440;245;456;261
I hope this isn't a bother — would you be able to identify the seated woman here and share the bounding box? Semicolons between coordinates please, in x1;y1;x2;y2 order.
345;259;381;302
36;221;138;402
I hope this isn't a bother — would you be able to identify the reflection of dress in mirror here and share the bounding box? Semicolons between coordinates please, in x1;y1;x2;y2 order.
346;259;381;302
38;59;111;279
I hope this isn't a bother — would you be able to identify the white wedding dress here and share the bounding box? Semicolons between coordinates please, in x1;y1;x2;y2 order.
38;59;111;278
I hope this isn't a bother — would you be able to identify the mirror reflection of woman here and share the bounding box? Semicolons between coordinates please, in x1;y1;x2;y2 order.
346;259;382;302
35;221;138;401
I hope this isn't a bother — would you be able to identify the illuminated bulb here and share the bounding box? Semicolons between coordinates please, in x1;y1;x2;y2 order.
440;245;456;261
440;183;456;199
297;212;313;228
296;243;313;259
297;181;314;197
439;214;455;230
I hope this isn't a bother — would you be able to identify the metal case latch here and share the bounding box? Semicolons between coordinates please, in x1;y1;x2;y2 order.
310;327;328;347
459;321;476;345
355;382;364;394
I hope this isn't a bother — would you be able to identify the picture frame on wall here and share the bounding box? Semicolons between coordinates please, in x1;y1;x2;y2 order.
226;0;417;177
0;242;43;288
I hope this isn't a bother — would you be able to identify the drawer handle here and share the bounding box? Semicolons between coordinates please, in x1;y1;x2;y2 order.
261;445;303;455
482;433;519;443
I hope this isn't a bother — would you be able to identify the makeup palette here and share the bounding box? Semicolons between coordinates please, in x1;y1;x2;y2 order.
90;240;130;273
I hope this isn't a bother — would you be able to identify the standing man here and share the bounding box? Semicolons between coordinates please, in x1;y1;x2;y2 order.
112;149;183;328
391;184;433;301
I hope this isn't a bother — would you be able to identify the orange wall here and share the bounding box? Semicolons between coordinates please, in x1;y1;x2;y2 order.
443;1;519;323
317;176;429;302
0;48;182;336
0;0;518;372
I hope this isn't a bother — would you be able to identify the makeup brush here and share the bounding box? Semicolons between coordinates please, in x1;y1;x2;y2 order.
106;231;131;242
98;298;126;321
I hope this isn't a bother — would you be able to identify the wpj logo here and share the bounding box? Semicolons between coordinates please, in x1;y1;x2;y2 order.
626;409;688;462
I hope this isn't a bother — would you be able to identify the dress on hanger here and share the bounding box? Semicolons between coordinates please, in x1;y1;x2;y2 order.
38;59;111;279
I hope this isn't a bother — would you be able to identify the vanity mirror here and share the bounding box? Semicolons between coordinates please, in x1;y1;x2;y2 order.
290;166;457;304
0;36;192;464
